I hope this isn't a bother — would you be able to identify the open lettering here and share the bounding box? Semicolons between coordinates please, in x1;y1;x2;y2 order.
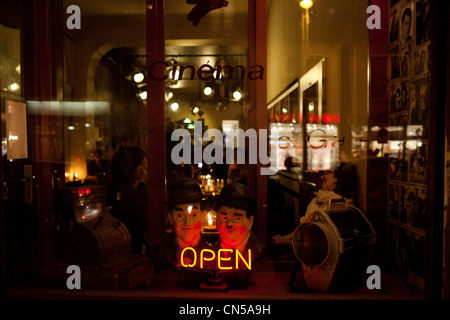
180;248;252;270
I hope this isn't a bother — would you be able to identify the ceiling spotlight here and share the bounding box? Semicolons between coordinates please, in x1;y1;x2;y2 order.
232;90;242;101
165;91;173;101
9;83;20;91
203;86;213;96
193;107;199;113
170;102;179;111
282;107;288;113
169;69;180;81
139;90;147;100
133;72;145;83
214;70;223;79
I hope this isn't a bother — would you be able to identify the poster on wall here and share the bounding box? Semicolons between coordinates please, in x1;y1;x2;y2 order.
5;100;28;160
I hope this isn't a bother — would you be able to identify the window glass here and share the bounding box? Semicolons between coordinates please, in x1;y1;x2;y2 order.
161;0;252;274
1;13;23;157
55;0;149;260
267;0;375;291
0;0;434;297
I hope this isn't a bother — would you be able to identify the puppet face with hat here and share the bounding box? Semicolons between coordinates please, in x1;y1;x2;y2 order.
167;178;206;248
214;183;255;251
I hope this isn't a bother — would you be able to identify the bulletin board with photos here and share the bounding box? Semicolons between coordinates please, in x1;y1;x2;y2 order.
387;0;430;289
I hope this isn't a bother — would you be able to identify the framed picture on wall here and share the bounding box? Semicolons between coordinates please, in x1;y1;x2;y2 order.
413;44;430;75
389;8;399;43
400;43;412;77
416;0;431;46
407;143;428;185
399;4;414;44
403;185;427;230
410;76;430;136
391;45;400;79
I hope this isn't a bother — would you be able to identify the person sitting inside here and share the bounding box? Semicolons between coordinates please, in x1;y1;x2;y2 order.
86;149;110;185
272;169;354;246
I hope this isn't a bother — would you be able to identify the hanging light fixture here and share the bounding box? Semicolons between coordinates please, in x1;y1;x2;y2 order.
299;0;313;9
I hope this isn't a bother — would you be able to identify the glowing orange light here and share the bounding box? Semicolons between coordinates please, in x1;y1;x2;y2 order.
218;249;233;270
180;247;196;268
180;247;252;270
200;249;215;269
207;213;213;226
299;0;313;9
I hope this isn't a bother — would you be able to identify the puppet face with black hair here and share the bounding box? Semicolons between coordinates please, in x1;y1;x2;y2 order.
216;204;254;250
214;183;256;250
167;178;206;248
168;202;206;248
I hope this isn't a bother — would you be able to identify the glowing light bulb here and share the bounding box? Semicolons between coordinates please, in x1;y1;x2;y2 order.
299;0;313;9
9;83;19;91
207;213;213;226
203;86;213;96
233;90;242;100
169;69;180;80
139;90;147;100
133;72;144;83
165;91;173;101
170;102;179;111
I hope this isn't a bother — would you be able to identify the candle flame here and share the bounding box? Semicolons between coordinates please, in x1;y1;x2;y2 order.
207;213;213;226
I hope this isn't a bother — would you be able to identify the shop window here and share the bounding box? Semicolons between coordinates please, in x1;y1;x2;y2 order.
1;0;437;299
